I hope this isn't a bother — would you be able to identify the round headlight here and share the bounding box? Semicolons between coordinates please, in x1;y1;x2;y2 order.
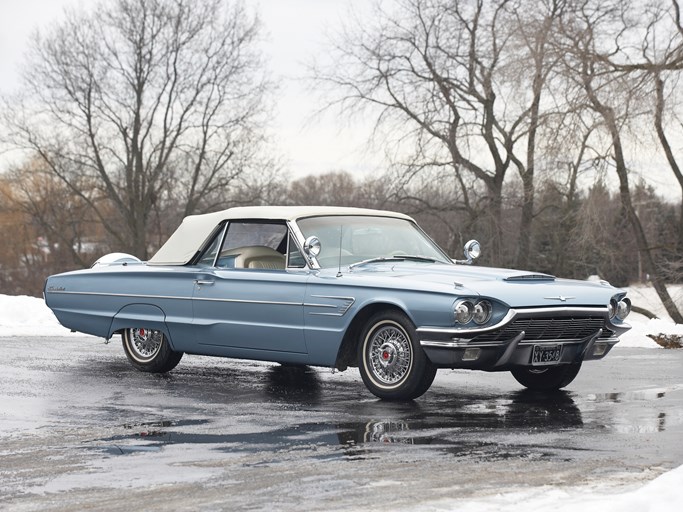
473;300;492;324
454;300;474;324
616;299;631;320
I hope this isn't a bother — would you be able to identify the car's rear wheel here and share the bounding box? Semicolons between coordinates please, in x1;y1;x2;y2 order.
511;362;582;391
358;311;437;400
122;327;183;373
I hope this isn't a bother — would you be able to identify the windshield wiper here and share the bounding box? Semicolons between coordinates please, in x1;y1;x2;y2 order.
348;255;442;270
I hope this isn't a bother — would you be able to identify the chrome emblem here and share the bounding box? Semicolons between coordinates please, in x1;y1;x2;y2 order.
544;295;575;302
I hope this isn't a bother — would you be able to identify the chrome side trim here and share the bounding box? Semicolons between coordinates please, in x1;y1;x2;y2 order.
306;295;356;317
47;290;302;307
193;297;302;306
47;290;191;300
305;303;337;309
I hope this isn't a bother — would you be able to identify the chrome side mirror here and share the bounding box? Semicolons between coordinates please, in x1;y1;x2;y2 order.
464;240;481;262
455;240;481;265
303;236;321;257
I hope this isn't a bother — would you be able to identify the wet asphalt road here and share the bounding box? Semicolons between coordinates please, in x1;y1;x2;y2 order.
1;336;682;511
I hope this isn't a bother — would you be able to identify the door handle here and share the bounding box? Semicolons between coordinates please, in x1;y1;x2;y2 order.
194;279;215;286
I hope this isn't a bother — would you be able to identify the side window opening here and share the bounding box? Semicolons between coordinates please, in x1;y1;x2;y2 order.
216;221;288;270
194;221;308;270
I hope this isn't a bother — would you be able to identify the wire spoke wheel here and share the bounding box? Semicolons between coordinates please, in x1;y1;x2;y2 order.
127;327;163;360
368;324;412;385
358;311;436;400
122;327;182;373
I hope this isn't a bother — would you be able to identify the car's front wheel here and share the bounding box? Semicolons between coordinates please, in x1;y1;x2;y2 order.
122;327;183;373
511;362;582;391
358;311;437;400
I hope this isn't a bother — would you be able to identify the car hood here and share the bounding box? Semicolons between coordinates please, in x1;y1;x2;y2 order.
338;262;620;308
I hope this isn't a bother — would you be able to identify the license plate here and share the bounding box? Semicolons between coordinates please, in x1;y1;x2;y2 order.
531;344;562;366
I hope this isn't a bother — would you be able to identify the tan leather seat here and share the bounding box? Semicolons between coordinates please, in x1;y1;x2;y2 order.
219;246;285;269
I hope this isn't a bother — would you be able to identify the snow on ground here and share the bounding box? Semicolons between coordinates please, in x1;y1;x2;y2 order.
618;284;683;348
417;464;683;512
0;294;82;337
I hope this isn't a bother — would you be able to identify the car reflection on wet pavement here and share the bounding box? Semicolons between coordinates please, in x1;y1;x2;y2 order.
0;337;682;511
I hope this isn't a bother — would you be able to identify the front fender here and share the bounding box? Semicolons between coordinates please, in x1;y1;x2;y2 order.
108;304;175;350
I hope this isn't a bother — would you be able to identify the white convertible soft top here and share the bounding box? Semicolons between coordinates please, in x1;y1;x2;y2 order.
147;206;412;265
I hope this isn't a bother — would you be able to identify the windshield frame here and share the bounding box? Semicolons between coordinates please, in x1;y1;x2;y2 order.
294;214;454;270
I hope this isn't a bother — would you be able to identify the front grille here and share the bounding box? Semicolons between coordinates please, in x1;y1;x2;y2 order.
472;317;614;344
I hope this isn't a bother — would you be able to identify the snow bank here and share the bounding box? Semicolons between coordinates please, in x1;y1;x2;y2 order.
618;284;683;348
417;464;683;512
625;284;683;321
619;317;683;348
0;294;78;337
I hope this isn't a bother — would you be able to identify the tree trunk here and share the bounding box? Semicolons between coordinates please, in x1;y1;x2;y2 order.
653;73;683;254
602;104;683;323
516;173;534;269
488;181;505;267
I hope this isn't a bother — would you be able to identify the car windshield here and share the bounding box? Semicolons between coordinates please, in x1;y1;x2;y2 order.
296;215;452;268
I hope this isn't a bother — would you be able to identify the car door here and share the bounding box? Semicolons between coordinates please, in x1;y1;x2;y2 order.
191;221;310;354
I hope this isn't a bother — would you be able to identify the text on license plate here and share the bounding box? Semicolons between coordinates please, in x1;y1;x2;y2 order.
532;344;562;365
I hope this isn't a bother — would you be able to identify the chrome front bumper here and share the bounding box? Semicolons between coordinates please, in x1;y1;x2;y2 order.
417;306;628;370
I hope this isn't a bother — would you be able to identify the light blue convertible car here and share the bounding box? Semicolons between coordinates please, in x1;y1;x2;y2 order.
44;206;631;400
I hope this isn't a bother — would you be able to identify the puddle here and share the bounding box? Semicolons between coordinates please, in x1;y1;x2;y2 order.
83;385;683;461
87;391;585;462
93;423;344;456
587;384;683;403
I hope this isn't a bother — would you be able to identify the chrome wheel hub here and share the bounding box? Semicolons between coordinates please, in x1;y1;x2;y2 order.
378;343;398;368
368;325;412;385
129;327;162;359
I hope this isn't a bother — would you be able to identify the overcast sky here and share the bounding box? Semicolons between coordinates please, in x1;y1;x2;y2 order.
1;0;681;198
0;0;382;179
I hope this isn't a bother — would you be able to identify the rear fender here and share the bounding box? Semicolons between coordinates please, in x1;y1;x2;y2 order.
108;304;175;350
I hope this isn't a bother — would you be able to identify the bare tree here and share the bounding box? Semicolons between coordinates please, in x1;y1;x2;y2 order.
0;168;97;295
653;70;683;252
558;0;683;322
1;0;271;258
287;171;362;207
316;0;568;266
507;1;566;268
3;162;98;269
645;0;683;254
